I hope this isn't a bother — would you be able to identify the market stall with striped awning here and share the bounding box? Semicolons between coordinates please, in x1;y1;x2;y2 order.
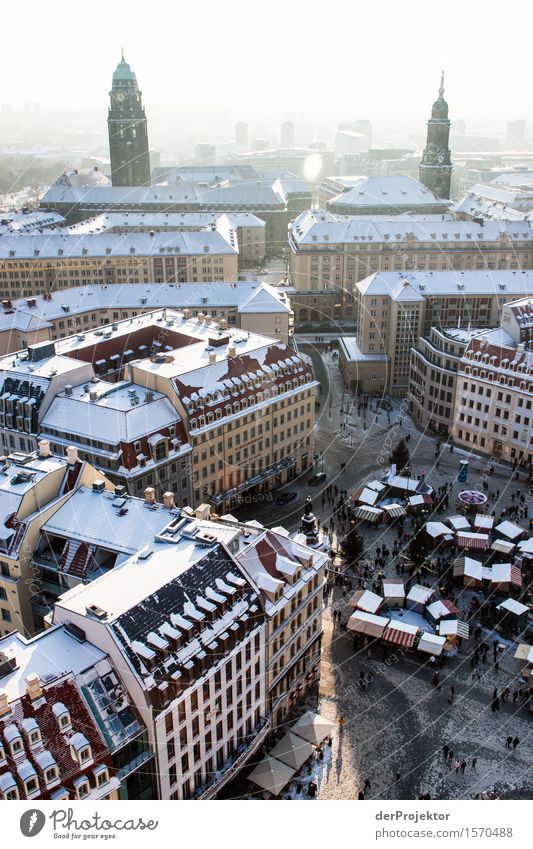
353;505;383;522
457;532;489;550
382;620;419;648
382;503;406;518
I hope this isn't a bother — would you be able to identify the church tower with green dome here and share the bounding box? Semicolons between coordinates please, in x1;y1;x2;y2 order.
108;51;151;187
418;72;452;200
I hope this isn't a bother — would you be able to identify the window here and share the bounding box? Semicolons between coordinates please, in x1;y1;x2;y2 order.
1;609;11;623
79;746;92;764
75;779;90;799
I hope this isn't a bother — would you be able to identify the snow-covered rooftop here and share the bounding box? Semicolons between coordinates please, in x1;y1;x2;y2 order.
356;269;533;300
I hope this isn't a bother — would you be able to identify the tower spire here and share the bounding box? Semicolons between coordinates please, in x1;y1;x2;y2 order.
439;70;445;97
121;46;125;62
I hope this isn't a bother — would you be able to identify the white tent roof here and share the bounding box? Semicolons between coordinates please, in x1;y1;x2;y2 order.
290;711;336;745
247;756;296;796
462;556;483;579
496;598;529;616
406;585;434;604
518;538;533;555
367;480;386;492
495;520;524;540
269;732;315;770
438;619;470;638
491;539;515;555
382;580;405;598
491;563;512;582
426;600;451;620
474;514;494;530
426;521;451;538
447;515;470;531
417;632;446;656
354;589;383;614
347;610;390;638
358;487;380;506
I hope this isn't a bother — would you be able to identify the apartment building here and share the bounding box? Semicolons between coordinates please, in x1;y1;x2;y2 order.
39;170;310;256
50;505;325;799
0;230;238;300
288;211;533;322
0;444;113;637
326;176;448;216
235;526;325;727
0;280;293;355
452;306;533;464
0;625;155;800
62;211;266;267
407;327;481;435
347;270;533;396
0;310;316;510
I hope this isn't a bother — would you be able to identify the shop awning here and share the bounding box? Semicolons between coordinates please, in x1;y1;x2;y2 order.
353;505;383;522
426;521;452;538
290;711;336;745
457;532;489;550
382;620;418;648
382;503;406;518
438;619;470;639
491;539;515;555
518;538;533;556
269;732;315;771
247;756;296;796
347;610;390;638
417;633;446;656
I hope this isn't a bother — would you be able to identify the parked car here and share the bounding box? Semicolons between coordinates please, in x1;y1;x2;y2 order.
308;472;327;486
276;491;298;505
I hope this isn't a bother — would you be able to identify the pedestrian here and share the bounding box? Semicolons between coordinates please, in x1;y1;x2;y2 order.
506;736;512;748
460;759;466;774
447;688;454;704
443;744;449;760
364;778;371;792
448;749;453;763
358;790;365;800
454;758;461;773
395;769;401;782
472;757;477;770
512;737;519;750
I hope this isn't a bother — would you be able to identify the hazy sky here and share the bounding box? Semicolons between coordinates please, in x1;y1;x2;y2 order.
3;0;533;129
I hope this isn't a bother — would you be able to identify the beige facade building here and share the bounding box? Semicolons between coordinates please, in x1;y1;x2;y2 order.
0;444;113;638
0;230;238;301
452;300;533;464
407;328;479;435
0;280;292;355
0;311;315;511
348;270;533;396
288;211;533;323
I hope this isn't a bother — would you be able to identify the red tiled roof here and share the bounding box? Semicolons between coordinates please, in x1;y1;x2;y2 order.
0;677;113;800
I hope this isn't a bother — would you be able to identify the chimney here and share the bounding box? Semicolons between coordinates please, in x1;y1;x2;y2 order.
0;689;10;718
209;352;216;364
144;487;156;504
183;309;191;319
64;384;73;395
89;389;98;401
66;446;79;465
162;492;175;509
25;672;43;702
38;439;51;458
92;479;105;493
228;345;236;358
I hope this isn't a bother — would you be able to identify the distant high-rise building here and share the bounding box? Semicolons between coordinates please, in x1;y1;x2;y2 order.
338;120;372;148
281;120;295;148
419;72;452;200
108;51;151;187
506;120;526;149
235;121;249;148
252;138;270;152
195;143;216;164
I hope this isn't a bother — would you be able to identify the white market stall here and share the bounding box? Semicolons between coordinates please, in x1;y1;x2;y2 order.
382;619;419;649
417;632;446;657
347;610;390;639
495;520;525;541
447;515;470;532
347;589;383;614
382;580;406;609
406;584;434;614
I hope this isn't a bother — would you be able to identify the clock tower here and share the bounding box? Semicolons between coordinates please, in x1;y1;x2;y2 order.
108;51;151;187
419;72;452;200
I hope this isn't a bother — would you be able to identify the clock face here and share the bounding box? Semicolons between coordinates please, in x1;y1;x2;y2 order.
115;91;127;102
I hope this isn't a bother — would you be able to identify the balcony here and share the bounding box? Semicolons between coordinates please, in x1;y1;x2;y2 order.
191;715;271;800
210;456;295;505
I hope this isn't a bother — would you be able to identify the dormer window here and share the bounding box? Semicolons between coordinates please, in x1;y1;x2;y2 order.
52;702;71;731
0;743;5;765
45;766;59;785
74;777;90;799
80;746;92;765
4;725;23;756
93;765;109;788
25;776;39;796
